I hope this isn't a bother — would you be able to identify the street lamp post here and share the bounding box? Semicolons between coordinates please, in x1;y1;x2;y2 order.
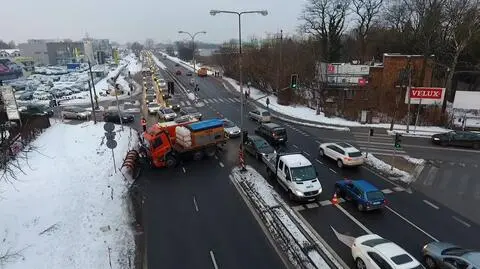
178;30;207;92
210;9;268;171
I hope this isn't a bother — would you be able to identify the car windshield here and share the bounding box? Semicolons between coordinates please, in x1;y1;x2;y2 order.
366;191;384;200
170;99;179;105
290;166;317;181
273;129;286;135
224;121;236;128
163;108;174;114
148;103;159;108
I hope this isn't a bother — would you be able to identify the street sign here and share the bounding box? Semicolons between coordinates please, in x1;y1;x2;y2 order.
105;132;116;140
405;87;445;105
103;122;115;132
106;139;117;149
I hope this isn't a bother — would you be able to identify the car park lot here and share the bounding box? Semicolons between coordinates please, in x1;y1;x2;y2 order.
152;53;480;269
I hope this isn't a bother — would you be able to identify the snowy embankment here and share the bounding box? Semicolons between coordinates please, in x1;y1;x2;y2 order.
151;54;167;70
0;122;138;269
222;77;451;135
230;166;343;269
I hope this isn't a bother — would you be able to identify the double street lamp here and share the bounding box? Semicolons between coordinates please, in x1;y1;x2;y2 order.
210;9;268;171
178;30;207;91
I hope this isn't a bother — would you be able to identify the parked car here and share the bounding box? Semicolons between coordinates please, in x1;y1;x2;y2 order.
179;106;202;120
249;109;271;123
61;106;91;120
352;234;422;269
254;122;288;145
335;179;386;211
19;104;54;117
431;131;480;149
422;242;480;269
223;119;241;138
318;142;364;168
244;135;275;160
147;103;161;114
158;107;177;121
189;78;195;85
103;111;135;123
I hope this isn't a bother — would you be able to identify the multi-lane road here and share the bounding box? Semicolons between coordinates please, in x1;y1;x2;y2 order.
141;52;480;269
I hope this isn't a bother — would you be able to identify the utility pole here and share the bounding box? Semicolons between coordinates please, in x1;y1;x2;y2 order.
276;30;283;93
406;56;412;133
88;60;99;109
87;80;97;124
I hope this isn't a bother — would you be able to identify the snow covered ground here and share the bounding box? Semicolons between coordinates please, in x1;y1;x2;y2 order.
0;122;138;269
230;166;341;269
363;153;413;183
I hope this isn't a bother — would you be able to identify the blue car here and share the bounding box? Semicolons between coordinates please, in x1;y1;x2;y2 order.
334;179;386;211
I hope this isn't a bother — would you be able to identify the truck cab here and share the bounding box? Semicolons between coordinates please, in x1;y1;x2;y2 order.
265;153;322;201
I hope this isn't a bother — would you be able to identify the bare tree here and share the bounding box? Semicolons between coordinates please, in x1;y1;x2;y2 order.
300;0;350;61
443;0;480;105
351;0;384;61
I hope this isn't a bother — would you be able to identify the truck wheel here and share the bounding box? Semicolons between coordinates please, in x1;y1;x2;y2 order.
192;151;204;161
165;154;177;168
204;146;216;158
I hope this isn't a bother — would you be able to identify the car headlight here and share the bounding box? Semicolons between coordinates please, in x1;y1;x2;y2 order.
433;137;440;141
294;190;304;196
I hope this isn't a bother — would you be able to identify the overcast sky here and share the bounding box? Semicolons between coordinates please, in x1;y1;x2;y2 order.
2;0;306;44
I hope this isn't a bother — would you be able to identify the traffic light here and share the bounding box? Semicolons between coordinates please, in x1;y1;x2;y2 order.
394;133;402;148
290;74;298;89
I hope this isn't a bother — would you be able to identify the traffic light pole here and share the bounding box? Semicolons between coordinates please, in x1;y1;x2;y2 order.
391;147;397;171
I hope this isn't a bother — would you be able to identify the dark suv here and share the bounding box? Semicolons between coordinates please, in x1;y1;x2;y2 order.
254;123;287;145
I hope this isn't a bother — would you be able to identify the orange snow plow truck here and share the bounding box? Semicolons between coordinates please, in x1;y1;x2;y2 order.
142;118;226;168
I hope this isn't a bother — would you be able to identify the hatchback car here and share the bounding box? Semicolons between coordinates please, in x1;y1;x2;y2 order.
223;119;241;138
254;122;288;145
179;106;202;120
422;242;480;269
158;79;166;88
352;234;422;269
158;107;177;121
244;135;276;160
19;104;54;117
61;106;91;120
103;111;135;123
318;142;364;168
335;179;386;211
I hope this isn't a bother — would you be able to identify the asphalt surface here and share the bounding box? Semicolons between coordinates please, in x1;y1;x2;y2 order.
157;55;480;268
140;54;287;269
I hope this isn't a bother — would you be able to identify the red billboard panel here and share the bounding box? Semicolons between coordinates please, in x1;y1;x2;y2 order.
327;64;335;73
405;87;445;105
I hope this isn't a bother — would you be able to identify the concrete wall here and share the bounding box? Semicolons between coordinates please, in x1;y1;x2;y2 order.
46;42;85;66
18;42;49;65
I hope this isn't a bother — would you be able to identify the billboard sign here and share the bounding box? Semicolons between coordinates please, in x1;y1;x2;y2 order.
405;87;445;105
67;63;81;71
1;85;20;120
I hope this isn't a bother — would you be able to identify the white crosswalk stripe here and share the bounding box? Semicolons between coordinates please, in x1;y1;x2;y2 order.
352;131;404;157
203;99;209;104
228;98;237;103
185;100;191;106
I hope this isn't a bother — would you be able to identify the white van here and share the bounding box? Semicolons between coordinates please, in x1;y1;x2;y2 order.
249;109;271;123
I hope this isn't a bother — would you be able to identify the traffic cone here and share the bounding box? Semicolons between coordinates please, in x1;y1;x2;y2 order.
331;193;339;205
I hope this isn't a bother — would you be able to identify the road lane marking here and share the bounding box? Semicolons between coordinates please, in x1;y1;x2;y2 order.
319;200;332;206
292;205;305;211
306;203;319;209
193;196;199;212
452;216;471;228
382;189;393;194
293;144;299;149
182;167;186;173
214;155;218;159
315;159;323;164
210;250;219;269
392;186;405;192
303;151;311;156
335;204;373;234
386;205;439;242
329;168;337;174
422;200;440;210
219;162;224;168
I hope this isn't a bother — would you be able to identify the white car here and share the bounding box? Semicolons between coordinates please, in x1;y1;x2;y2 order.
248;109;271;123
352;234;422;269
61;106;91;120
157;107;177;121
158;79;166;88
318;142;364;168
147;102;161;114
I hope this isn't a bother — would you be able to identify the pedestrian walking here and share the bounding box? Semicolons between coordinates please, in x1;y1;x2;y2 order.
141;117;147;132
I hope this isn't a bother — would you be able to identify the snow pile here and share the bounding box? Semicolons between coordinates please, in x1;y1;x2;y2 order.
402;156;425;165
223;77;451;132
231;166;340;269
363;153;413;183
151;54;167;70
126;53;142;74
0;122;137;269
386;129;445;138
